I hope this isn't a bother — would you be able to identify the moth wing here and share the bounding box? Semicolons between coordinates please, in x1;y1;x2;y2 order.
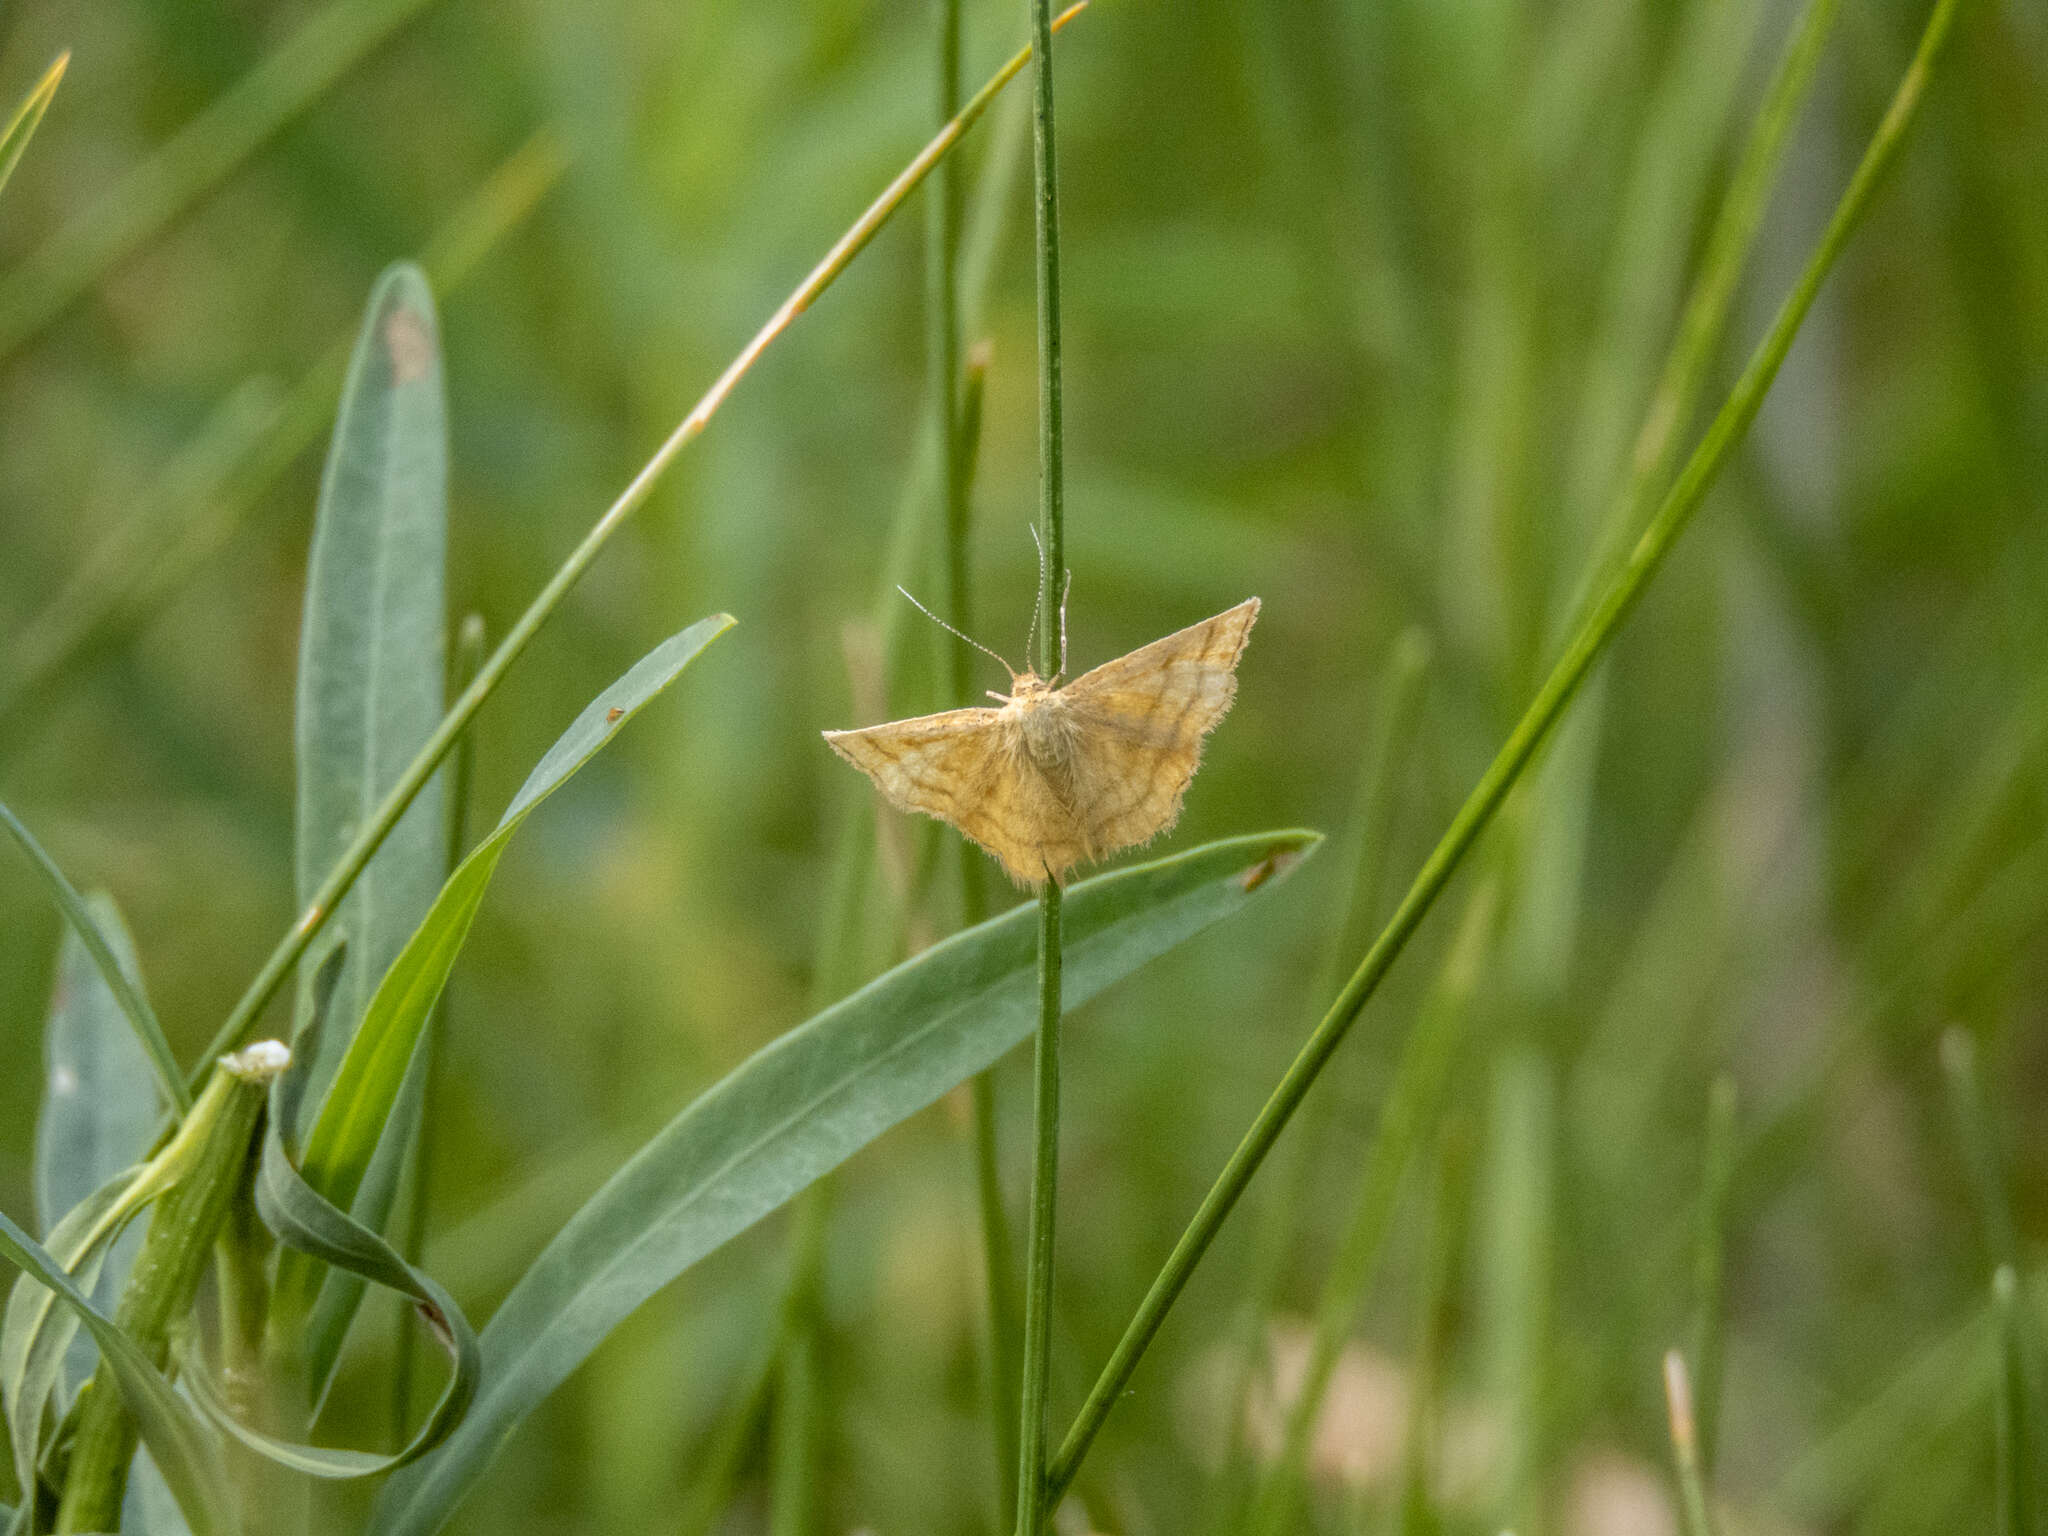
1057;597;1260;855
823;709;1063;885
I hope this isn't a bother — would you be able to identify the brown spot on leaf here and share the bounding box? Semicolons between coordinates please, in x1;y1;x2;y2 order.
605;707;624;724
1239;843;1303;893
384;305;434;384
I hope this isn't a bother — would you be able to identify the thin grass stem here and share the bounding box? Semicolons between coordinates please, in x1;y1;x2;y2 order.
1014;0;1069;1527
1994;1266;2035;1536
1043;0;1966;1499
1664;1350;1719;1536
191;7;1086;1077
1016;880;1063;1536
1689;1074;1738;1472
389;611;486;1432
0;52;68;202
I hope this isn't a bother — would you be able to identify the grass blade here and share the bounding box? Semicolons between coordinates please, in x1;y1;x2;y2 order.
34;893;158;1235
1664;1351;1719;1536
1043;0;1968;1497
1689;1074;1739;1472
277;615;735;1394
292;260;450;1118
0;804;188;1116
368;829;1317;1536
0;0;443;363
1994;1267;2037;1536
0;55;66;207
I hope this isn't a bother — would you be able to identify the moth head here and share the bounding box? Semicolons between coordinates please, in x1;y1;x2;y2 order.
990;670;1054;706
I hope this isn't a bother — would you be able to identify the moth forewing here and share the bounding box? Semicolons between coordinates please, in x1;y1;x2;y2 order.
823;597;1260;887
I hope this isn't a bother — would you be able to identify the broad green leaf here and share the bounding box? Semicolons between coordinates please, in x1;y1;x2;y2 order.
31;892;157;1421
287;262;450;1384
0;55;65;207
0;803;187;1115
281;614;734;1394
371;829;1319;1536
0;1208;234;1536
36;892;157;1231
293;259;449;1114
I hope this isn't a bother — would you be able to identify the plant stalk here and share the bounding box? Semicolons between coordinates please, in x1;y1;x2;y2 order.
56;1046;286;1533
1044;0;1967;1497
1014;0;1068;1526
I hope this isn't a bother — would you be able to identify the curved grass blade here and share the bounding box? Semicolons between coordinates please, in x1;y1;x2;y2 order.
0;803;188;1116
184;1118;480;1480
0;54;66;207
36;893;158;1234
277;615;735;1394
370;829;1318;1536
293;260;450;1119
0;1209;233;1536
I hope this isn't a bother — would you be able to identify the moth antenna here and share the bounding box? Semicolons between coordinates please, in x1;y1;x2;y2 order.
895;586;1016;679
1057;567;1072;678
1026;525;1049;670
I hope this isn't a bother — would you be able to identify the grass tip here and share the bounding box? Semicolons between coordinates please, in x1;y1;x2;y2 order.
1663;1349;1699;1456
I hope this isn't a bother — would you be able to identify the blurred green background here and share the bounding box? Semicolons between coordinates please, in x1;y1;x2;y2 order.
2;0;2045;1531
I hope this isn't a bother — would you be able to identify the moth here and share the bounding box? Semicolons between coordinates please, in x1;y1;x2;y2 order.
824;596;1259;887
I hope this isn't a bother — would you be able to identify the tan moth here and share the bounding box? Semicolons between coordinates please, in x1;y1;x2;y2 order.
823;596;1259;887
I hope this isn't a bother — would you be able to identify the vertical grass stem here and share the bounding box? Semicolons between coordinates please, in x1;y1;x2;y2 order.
1015;0;1068;1524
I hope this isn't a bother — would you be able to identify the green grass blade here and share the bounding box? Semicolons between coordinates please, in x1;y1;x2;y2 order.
183;1115;480;1480
34;893;157;1233
0;1209;234;1536
0;54;67;208
368;829;1318;1536
1477;1046;1554;1531
1043;0;1968;1497
1688;1074;1738;1472
1663;1351;1719;1536
0;804;188;1116
1993;1267;2037;1536
1941;1030;2048;1500
278;615;734;1393
292;260;450;1116
0;0;442;363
